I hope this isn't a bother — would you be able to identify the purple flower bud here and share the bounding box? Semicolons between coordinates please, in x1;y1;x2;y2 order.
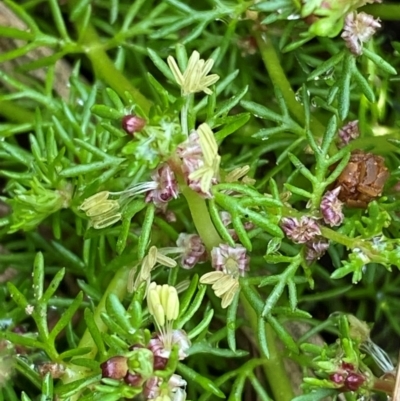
100;356;128;380
338;120;359;147
153;355;168;370
305;238;330;263
329;373;345;385
341;12;381;56
320;187;344;227
341;362;355;372
122;114;146;135
280;216;321;244
344;372;365;391
124;372;143;387
176;233;207;269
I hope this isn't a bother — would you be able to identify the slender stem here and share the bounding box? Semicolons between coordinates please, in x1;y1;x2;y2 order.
181;187;221;251
362;4;400;20
181;95;191;136
240;291;295;401
254;31;326;136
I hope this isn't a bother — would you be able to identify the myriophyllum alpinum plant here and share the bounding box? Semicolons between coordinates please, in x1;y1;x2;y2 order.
1;0;400;400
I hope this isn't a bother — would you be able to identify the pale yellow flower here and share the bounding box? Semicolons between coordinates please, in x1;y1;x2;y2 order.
79;191;122;229
200;271;239;309
128;246;177;293
147;282;180;328
167;50;220;96
188;123;221;194
225;165;250;183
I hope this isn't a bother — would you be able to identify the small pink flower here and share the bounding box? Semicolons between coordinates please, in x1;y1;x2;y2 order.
176;233;207;269
338;120;359;147
305;238;330;263
320;187;344;227
341;12;381;56
148;329;191;361
145;164;179;211
122;114;146;135
144;376;161;399
281;216;321;244
211;244;249;277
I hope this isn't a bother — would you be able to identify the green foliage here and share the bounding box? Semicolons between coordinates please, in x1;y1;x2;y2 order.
1;0;400;400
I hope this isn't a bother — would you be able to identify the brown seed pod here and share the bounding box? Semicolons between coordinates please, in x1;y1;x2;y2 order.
332;150;390;208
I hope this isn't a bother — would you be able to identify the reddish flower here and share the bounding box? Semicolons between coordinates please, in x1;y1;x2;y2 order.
345;372;365;391
122;114;146;135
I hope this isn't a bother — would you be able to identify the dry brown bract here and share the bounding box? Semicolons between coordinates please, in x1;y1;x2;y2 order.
333;150;389;208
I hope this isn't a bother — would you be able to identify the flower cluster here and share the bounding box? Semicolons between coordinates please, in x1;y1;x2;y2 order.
280;216;321;244
167;50;220;96
341;12;381;55
200;244;249;308
281;216;330;263
329;362;366;392
101;283;189;401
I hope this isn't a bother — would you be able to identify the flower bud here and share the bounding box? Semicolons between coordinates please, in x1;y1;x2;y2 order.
344;372;365;391
320;187;344;227
122;114;146;135
124;372;143;387
281;216;321;244
100;356;128;380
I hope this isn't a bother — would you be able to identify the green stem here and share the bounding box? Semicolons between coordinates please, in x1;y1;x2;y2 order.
60;266;130;395
254;31;326;135
362;4;400;20
240;291;295;401
67;1;151;115
181;95;191;136
182;187;222;251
